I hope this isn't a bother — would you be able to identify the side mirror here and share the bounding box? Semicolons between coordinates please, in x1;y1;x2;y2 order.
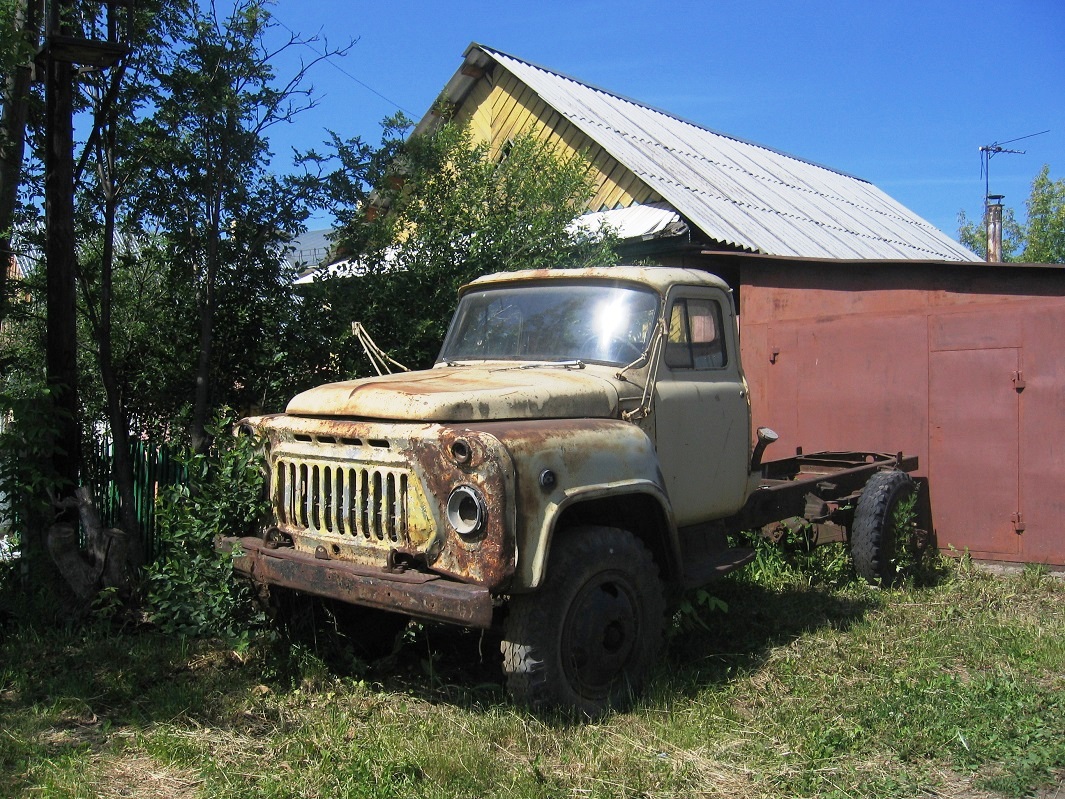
750;426;779;472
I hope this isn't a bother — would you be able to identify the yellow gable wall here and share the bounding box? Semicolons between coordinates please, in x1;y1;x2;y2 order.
453;67;662;213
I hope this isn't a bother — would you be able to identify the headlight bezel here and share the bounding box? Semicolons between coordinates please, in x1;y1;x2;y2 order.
446;484;488;540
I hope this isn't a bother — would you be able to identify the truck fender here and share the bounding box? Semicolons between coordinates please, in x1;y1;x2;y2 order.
472;418;680;590
534;481;680;590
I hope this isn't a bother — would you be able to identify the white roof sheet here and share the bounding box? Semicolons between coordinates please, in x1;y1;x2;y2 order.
570;201;685;241
469;45;978;262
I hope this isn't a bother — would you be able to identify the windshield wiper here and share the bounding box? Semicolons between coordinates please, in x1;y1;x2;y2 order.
518;360;585;370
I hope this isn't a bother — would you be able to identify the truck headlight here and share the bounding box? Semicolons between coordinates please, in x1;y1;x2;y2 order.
446;485;487;538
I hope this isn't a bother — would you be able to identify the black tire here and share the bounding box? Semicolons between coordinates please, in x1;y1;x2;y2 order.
500;526;666;717
851;470;916;586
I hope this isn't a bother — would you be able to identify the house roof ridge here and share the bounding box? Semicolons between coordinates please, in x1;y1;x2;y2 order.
471;42;867;184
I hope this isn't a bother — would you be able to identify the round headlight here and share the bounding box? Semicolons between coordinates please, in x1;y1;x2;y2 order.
446;485;486;537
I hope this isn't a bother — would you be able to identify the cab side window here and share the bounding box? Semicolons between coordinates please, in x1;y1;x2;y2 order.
665;298;727;370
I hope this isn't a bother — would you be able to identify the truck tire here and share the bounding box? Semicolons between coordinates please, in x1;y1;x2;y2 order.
501;526;665;717
851;470;916;586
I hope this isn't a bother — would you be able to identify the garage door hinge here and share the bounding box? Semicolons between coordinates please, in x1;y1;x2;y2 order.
1012;370;1026;391
1011;512;1025;533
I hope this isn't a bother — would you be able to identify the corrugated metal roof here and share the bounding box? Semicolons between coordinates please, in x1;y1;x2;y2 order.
451;45;979;262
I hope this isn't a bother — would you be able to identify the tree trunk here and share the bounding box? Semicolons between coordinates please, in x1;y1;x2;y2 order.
190;212;219;454
99;182;145;567
0;0;39;322
46;486;132;605
91;88;145;567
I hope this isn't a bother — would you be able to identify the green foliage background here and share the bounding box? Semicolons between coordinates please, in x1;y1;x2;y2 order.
320;122;619;372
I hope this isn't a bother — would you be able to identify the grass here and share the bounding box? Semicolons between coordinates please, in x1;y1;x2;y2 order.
1;551;1063;798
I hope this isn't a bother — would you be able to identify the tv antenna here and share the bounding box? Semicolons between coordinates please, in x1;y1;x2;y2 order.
979;129;1049;204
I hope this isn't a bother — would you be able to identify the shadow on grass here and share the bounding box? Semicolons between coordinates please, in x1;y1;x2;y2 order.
0;621;277;792
661;577;881;697
0;576;880;755
252;566;888;718
256;572;885;720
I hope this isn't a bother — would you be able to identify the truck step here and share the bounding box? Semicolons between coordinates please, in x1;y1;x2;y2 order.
681;547;756;589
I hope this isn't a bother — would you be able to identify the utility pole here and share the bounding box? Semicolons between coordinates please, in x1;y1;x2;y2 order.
35;0;131;600
44;0;81;517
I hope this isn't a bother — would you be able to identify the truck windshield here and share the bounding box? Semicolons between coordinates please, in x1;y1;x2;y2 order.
439;282;660;365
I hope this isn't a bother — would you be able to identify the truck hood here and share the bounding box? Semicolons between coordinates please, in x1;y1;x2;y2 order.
285;365;621;421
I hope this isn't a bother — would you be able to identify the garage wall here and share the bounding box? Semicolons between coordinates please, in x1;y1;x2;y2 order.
727;257;1065;566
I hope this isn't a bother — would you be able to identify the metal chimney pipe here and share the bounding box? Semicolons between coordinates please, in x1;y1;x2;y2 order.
986;194;1004;262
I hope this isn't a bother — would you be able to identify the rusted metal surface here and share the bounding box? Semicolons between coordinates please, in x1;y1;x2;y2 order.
730;451;918;532
243;411;674;600
729;254;1065;566
406;426;516;589
246;414;519;591
285;366;621;421
457;417;672;590
463;265;732;297
929;346;1020;557
224;536;495;628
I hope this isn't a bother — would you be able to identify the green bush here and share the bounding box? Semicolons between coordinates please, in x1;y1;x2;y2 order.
145;410;269;639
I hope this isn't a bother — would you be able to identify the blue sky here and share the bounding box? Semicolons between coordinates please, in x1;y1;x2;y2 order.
262;0;1064;240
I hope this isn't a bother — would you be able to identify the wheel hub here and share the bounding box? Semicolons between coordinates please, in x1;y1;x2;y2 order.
561;575;639;698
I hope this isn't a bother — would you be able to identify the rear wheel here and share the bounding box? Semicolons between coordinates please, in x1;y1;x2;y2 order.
851;470;917;586
501;526;666;717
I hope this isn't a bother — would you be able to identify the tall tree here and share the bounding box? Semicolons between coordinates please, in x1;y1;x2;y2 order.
72;0;160;562
327;122;619;371
2;0;351;610
133;0;345;451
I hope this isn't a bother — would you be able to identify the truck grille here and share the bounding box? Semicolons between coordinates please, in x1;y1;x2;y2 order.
275;458;408;542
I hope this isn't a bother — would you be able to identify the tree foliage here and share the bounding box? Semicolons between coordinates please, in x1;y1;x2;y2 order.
130;0;345;449
958;164;1065;263
324;122;619;371
0;0;352;613
1022;165;1065;264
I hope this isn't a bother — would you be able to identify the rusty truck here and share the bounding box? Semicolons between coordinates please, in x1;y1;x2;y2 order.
222;266;919;715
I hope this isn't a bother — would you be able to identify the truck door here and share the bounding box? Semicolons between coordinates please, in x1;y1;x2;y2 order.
653;287;751;525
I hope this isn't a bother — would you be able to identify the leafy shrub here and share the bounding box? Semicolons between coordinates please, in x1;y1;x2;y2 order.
670;587;729;637
731;526;857;591
0;384;65;609
145;410;269;638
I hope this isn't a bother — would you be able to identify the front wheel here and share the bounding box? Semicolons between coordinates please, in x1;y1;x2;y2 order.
501;526;666;717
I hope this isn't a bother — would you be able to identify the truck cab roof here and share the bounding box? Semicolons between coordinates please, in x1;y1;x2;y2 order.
464;265;733;298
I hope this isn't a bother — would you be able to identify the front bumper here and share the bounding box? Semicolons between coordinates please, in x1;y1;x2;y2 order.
221;536;496;629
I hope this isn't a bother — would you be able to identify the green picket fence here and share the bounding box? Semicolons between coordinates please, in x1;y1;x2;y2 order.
84;438;185;560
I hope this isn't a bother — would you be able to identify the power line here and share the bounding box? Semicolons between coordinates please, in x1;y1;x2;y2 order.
272;15;418;119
